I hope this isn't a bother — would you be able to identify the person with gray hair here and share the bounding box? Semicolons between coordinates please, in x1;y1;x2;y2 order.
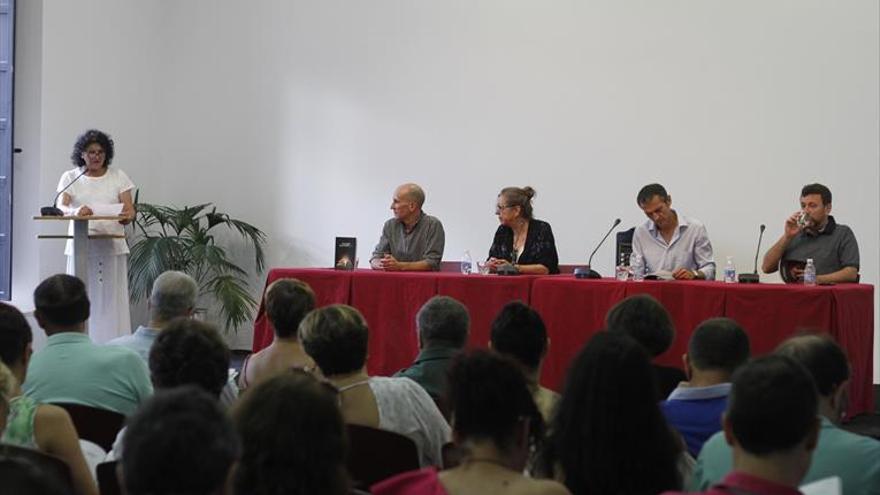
370;183;445;271
395;295;470;400
106;270;197;362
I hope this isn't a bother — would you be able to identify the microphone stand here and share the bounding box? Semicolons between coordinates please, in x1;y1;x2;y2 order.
574;218;621;279
738;224;765;284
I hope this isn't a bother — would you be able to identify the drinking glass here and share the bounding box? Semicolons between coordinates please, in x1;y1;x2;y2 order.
477;261;490;275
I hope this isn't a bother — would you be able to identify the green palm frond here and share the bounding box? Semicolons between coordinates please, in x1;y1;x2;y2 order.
128;200;266;333
204;274;259;330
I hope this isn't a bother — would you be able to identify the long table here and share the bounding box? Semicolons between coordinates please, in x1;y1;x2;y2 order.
252;268;875;416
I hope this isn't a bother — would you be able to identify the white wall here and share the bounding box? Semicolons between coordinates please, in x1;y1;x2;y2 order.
13;1;879;370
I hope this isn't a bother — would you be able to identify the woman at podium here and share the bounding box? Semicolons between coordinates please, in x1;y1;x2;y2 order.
54;129;136;343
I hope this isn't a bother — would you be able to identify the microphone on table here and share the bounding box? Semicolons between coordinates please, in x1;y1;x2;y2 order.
40;168;87;216
574;218;621;279
738;224;766;284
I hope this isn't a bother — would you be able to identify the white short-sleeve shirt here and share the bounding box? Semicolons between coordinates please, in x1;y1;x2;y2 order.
58;167;135;256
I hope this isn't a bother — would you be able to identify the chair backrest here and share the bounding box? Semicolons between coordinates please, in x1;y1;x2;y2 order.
97;460;123;495
345;424;420;489
615;227;636;265
52;403;126;452
0;442;73;492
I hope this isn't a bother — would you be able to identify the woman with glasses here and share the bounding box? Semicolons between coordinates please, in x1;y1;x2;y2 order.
54;129;136;342
487;186;559;274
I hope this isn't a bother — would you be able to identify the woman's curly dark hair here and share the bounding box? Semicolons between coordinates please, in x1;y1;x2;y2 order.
70;129;114;168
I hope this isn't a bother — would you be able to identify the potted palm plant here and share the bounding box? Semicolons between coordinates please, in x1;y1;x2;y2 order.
128;201;267;332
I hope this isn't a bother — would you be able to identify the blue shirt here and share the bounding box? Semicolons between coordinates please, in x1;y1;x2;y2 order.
691;417;880;495
660;382;730;457
631;211;716;280
23;332;153;416
105;325;159;363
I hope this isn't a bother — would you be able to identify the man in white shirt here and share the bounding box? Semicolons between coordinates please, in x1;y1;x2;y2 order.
631;183;716;280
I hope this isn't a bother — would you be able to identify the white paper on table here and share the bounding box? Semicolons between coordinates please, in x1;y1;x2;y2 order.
800;476;841;495
90;203;124;216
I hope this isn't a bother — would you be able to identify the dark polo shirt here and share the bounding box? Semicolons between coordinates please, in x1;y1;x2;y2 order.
782;216;859;276
394;346;461;399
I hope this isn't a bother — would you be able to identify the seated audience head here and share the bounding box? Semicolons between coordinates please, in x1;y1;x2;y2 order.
0;302;33;373
542;332;681;494
299;304;368;377
121;386;240;495
489;301;548;373
605;293;674;357
148;270;198;325
233;369;349;495
686;317;750;378
496;186;535;222
32;274;90;334
723;355;819;482
266;278;316;339
0;456;70;495
416;295;470;350
775;333;850;421
148;318;230;398
447;349;544;469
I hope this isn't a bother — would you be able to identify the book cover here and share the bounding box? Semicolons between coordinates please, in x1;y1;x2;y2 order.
335;237;357;270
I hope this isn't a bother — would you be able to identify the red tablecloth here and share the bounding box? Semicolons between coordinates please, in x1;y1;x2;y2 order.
251;269;875;416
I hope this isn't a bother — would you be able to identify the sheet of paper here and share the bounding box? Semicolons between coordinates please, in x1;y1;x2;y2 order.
91;203;124;216
800;476;841;495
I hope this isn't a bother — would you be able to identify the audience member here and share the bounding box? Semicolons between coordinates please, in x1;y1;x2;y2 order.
370;183;445;271
373;350;571;495
539;332;682;495
105;270;197;361
0;361;13;432
605;293;686;399
630;183;716;280
395;296;470;400
121;386;240;495
661;317;749;456
666;355;821;495
107;317;230;460
233;369;350;495
691;334;880;494
299;304;450;467
489;301;559;422
239;278;316;390
0;302;98;495
23;274;152;415
0;456;71;495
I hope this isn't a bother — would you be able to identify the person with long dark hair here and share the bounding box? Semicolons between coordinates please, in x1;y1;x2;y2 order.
374;349;570;494
539;332;683;495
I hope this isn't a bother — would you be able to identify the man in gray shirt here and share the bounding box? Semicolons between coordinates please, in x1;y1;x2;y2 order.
370;183;445;271
631;183;716;280
762;183;859;283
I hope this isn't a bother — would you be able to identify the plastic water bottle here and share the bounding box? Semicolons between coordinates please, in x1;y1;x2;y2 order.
461;250;473;275
615;253;629;281
630;253;644;282
803;258;817;286
723;256;736;284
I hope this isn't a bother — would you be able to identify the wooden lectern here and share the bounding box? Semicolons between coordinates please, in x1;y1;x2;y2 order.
33;215;127;280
